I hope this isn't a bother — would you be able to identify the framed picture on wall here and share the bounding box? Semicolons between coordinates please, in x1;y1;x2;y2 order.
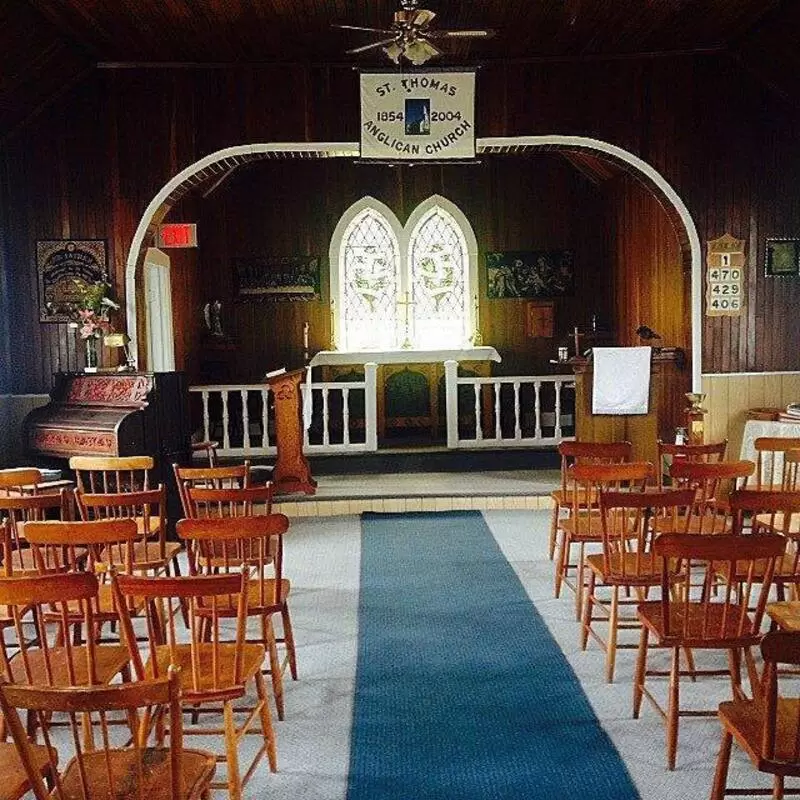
765;238;800;277
485;250;574;299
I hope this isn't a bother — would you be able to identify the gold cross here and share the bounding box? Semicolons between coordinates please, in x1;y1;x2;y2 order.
397;291;414;349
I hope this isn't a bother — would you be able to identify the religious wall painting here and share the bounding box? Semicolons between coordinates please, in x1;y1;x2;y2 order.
234;255;321;301
765;238;800;277
485;250;574;299
36;239;108;322
706;233;745;317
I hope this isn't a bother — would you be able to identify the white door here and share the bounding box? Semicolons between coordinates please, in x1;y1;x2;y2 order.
144;247;176;371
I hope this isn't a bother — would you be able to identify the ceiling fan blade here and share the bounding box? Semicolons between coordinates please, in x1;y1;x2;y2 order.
347;38;400;55
433;28;497;39
334;23;396;35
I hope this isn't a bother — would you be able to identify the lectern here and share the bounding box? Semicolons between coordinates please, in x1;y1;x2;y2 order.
266;368;317;496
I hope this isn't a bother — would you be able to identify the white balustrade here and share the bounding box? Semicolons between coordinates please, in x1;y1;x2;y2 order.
190;361;573;458
190;362;378;459
442;360;575;449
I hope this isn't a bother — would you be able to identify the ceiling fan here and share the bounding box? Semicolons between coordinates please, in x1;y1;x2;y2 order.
334;0;496;66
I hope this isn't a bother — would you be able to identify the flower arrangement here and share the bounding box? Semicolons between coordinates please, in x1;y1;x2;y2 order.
69;280;120;340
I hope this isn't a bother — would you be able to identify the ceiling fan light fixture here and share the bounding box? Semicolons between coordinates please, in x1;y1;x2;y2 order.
383;41;404;63
404;39;434;65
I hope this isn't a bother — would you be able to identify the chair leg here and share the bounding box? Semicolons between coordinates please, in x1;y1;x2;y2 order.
773;774;785;800
548;501;560;560
223;700;242;800
262;614;285;721
710;730;733;800
575;543;586;621
667;646;681;770
281;603;298;681
254;672;278;773
580;570;595;651
554;532;569;598
606;586;619;684
633;625;649;719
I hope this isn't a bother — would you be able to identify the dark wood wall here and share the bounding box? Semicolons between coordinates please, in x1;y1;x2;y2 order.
193;156;610;382
1;55;799;393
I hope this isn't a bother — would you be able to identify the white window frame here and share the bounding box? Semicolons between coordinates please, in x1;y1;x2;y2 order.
329;194;477;351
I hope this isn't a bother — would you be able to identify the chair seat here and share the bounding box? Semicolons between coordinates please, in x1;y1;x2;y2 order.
200;578;291;615
101;540;183;570
0;741;55;800
58;747;216;800
652;513;731;535
559;511;604;540
149;643;266;700
550;488;599;506
718;697;800;774
638;600;760;647
718;553;800;583
585;552;680;586
755;511;800;535
8;644;130;686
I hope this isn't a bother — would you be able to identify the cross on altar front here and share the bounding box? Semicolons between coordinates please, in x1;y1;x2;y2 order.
397;291;415;349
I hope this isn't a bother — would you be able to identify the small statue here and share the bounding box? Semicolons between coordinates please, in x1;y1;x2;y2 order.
203;300;225;338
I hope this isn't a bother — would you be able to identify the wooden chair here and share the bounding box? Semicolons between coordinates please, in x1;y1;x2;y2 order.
711;630;800;799
548;440;632;561
191;439;220;467
0;570;132;744
0;490;73;575
172;462;251;518
21;518;146;637
581;486;696;683
633;531;785;769
751;437;800;491
555;459;650;621
74;485;183;577
0;469;44;497
725;489;800;602
656;438;728;489
0;738;55;800
182;482;273;521
178;513;295;721
663;459;756;535
70;455;153;494
112;571;277;800
0;669;216;800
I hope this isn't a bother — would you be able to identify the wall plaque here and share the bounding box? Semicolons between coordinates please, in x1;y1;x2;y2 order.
36;239;108;323
706;234;744;317
525;301;555;338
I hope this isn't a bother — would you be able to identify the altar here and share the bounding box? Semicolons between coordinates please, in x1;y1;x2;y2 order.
309;347;501;443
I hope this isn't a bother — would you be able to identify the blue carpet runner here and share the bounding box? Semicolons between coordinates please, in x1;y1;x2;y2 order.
347;511;638;800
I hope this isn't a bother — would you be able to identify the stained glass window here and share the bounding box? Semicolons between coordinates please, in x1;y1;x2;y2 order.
409;205;468;348
333;196;474;351
340;208;401;351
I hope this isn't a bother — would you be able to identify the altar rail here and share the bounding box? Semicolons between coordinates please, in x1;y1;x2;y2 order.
190;363;574;459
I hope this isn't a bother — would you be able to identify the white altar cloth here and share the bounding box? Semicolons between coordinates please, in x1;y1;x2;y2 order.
309;347;501;367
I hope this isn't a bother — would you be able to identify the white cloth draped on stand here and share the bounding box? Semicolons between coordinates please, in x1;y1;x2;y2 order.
592;346;652;415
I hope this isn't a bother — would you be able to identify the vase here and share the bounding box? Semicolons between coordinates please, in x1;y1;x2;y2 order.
84;336;99;372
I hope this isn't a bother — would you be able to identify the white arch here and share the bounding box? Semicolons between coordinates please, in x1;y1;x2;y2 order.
328;195;403;350
125;136;702;390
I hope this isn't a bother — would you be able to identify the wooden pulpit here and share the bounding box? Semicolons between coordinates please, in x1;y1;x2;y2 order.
267;368;317;495
572;349;689;463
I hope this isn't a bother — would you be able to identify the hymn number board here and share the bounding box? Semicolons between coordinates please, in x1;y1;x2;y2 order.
706;234;745;317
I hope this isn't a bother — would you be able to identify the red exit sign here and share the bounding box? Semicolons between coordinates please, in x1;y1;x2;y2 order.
157;223;197;248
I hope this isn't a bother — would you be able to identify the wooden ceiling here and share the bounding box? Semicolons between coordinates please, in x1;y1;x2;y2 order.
1;0;797;136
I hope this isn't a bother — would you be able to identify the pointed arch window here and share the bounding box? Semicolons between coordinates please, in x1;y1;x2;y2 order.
331;195;476;351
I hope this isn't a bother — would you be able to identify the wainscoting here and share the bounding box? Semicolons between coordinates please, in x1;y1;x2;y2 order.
702;372;800;459
0;394;49;466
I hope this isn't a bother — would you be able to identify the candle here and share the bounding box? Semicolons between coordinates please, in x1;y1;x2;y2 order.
303;321;309;350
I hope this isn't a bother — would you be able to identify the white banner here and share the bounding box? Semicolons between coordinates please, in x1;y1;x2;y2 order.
360;71;476;161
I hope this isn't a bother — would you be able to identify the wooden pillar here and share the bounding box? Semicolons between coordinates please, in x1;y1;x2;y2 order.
267;368;316;495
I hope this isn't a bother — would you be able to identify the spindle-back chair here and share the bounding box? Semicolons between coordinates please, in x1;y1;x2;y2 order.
112;571;276;800
633;531;784;769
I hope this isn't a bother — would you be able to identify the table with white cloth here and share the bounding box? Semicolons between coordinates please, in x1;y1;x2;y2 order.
739;418;800;485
